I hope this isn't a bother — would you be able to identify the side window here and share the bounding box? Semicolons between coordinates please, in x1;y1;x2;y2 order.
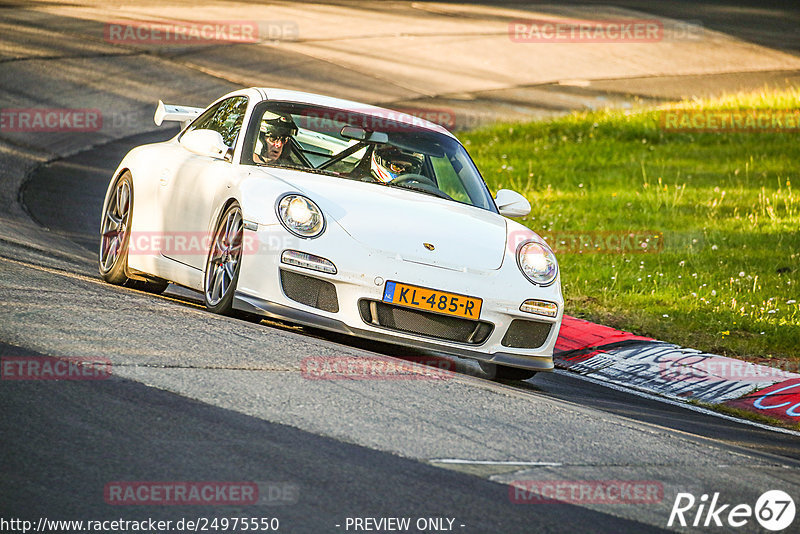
186;96;248;148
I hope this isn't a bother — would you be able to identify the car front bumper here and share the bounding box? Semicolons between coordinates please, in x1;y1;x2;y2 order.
235;225;564;371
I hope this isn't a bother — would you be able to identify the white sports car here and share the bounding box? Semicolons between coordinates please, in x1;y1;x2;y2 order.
99;88;563;380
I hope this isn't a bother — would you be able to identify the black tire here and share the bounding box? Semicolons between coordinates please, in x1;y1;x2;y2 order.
479;361;537;381
99;171;134;285
203;202;244;316
99;171;168;294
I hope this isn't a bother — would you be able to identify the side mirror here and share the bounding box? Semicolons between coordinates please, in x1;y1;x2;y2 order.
180;129;229;159
495;189;531;217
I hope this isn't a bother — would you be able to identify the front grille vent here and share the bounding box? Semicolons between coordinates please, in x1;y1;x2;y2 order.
501;319;552;349
358;300;493;345
280;269;339;313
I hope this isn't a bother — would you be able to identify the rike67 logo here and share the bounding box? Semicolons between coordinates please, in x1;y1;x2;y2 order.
668;490;795;531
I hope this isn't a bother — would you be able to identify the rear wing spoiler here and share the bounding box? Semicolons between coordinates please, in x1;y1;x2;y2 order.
154;100;204;129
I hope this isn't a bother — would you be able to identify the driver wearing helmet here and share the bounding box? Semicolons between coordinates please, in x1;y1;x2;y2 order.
254;115;297;164
370;145;424;183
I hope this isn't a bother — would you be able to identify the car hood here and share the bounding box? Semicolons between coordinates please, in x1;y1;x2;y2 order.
262;168;508;271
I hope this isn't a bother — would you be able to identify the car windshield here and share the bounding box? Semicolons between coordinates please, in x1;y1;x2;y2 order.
242;101;497;212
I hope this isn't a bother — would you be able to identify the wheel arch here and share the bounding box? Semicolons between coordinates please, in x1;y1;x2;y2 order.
209;197;241;235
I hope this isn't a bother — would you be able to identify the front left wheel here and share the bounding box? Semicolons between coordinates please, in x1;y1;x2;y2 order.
204;202;245;315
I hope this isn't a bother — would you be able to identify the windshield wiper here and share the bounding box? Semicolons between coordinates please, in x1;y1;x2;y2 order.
381;181;451;201
255;162;340;177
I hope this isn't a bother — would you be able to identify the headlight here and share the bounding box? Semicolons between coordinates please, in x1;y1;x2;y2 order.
517;241;558;286
277;194;325;238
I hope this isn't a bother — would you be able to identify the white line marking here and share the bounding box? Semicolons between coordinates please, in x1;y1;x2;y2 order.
430;459;562;466
554;369;800;437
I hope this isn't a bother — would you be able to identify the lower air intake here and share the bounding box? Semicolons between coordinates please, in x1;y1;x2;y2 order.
358;300;493;345
280;269;339;313
501;319;552;349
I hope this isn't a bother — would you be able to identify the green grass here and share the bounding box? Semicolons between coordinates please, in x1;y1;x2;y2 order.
461;88;800;363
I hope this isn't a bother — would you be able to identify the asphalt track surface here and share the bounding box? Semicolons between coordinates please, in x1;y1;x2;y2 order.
3;2;800;533
2;346;661;533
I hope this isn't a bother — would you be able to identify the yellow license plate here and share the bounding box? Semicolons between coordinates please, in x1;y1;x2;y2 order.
382;281;482;319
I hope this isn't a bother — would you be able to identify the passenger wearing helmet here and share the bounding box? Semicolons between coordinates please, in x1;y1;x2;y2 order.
254;115;297;164
370;145;424;183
